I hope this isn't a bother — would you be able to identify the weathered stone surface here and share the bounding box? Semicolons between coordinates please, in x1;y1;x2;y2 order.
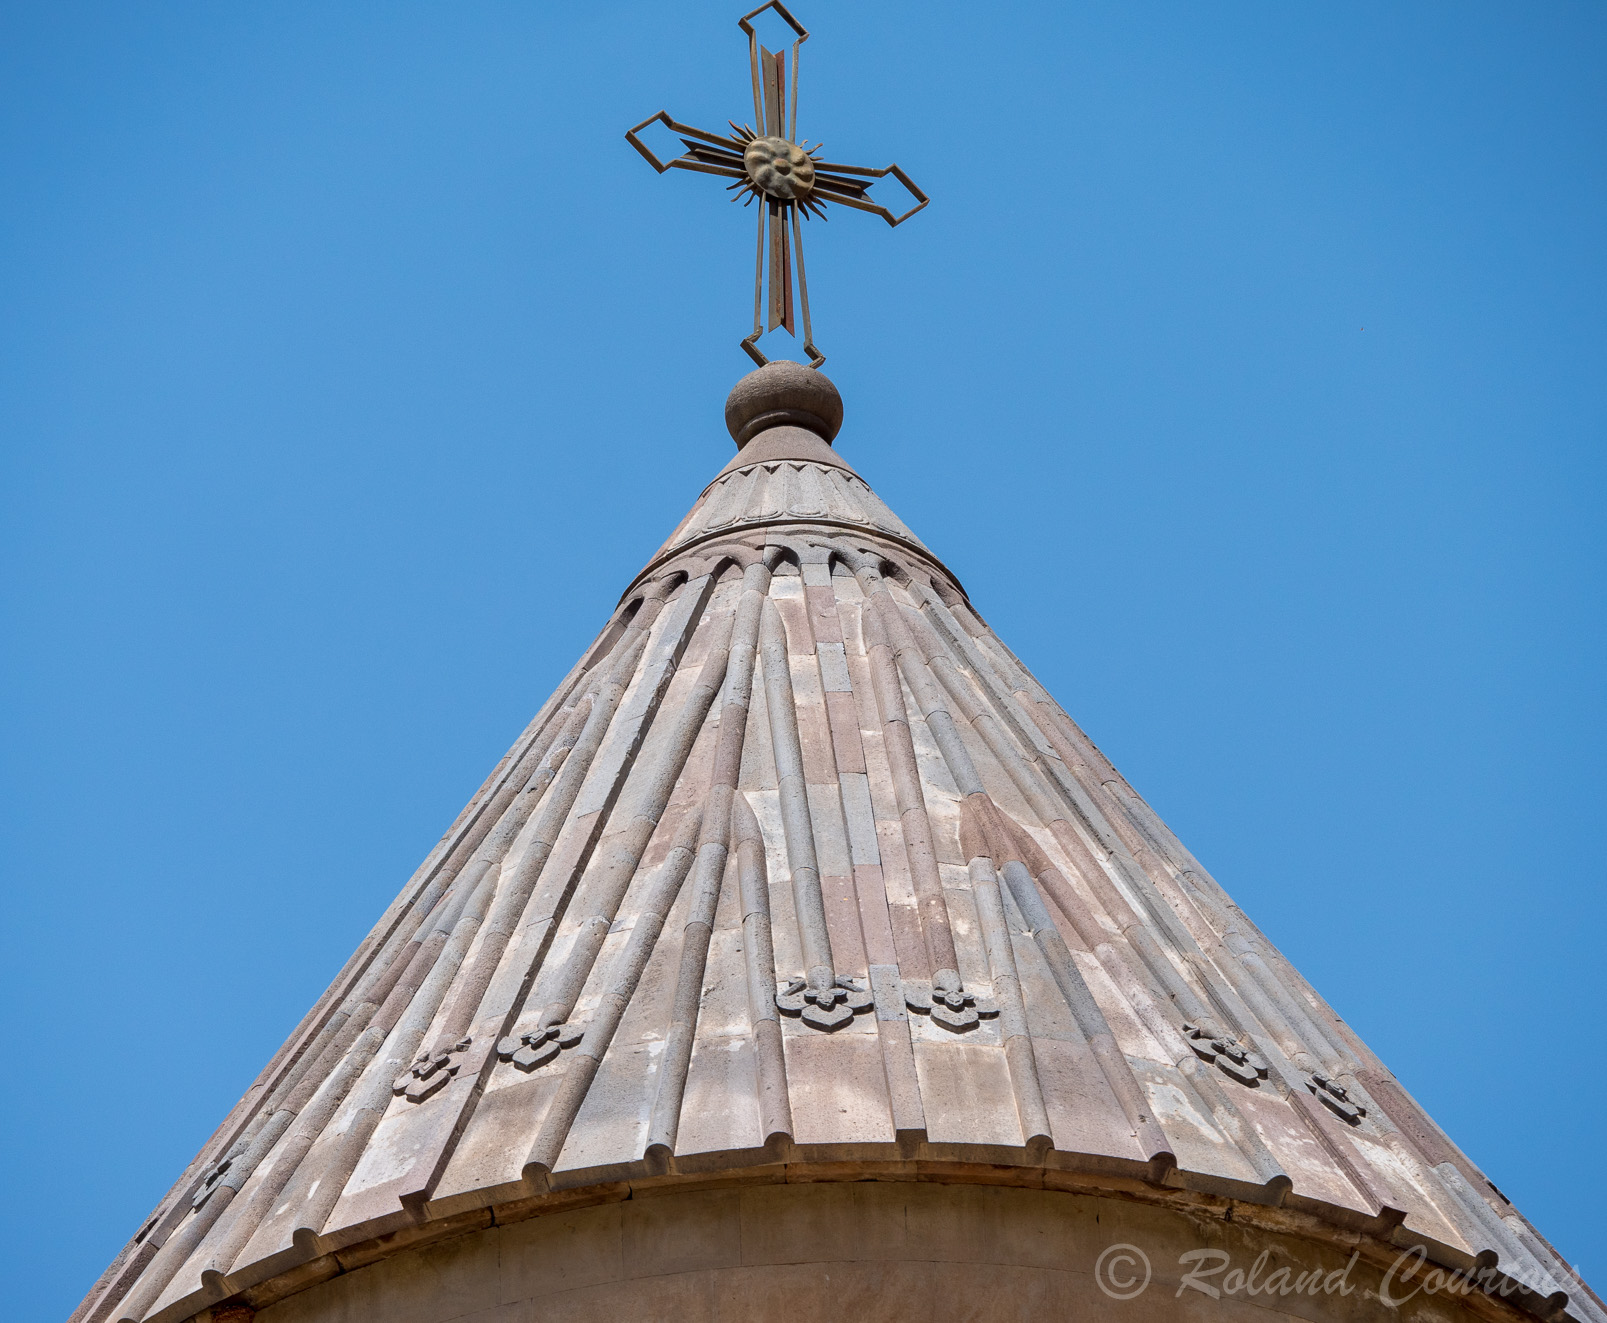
247;1183;1576;1323
77;396;1598;1323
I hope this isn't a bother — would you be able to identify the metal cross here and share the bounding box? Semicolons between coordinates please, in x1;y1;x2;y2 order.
627;2;927;369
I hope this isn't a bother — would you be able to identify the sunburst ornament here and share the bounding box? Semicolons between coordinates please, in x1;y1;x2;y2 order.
626;2;928;368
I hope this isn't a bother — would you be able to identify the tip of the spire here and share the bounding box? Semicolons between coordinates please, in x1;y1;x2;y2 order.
725;360;843;448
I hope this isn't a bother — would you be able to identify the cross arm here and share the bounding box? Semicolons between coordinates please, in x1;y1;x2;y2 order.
626;111;747;180
809;161;930;226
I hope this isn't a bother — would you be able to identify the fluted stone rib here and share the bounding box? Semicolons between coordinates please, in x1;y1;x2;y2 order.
808;563;927;1143
259;620;604;1083
107;1104;294;1323
948;616;1306;1038
874;556;1163;1118
1047;817;1225;1024
1495;1215;1579;1310
925;586;1400;1213
864;561;1156;1105
997;853;1171;1163
1028;868;1288;1189
733;791;793;1146
181;935;417;1255
278;866;501;1252
195;843;494;1208
357;862;490;1044
175;856;458;1208
331;693;608;1211
950;618;1301;1065
430;597;679;1000
274;861;483;1103
1229;935;1357;1076
851;561;983;801
1020;789;1389;1205
1180;1055;1292;1192
997;814;1216;1046
924;603;1251;1052
522;809;704;1178
914;587;1225;1010
519;605;737;1176
899;600;1069;827
423;693;597;1058
402;575;719;1204
960;797;1169;1163
993;813;1286;1188
106;716;527;1312
198;879;491;1287
910;588;1231;1035
1320;1050;1560;1287
1435;1161;1570;1302
1125;797;1379;1084
647;559;774;1159
934;600;1203;941
80;1240;159;1323
534;611;733;1038
222;719;579;1201
899;592;1216;1043
1358;1066;1546;1250
147;678;612;1294
758;595;835;992
349;636;612;998
469;628;658;1023
418;678;593;914
1071;761;1361;1078
417;699;603;1021
494;577;684;911
858;602;956;982
962;850;1051;1149
1162;853;1362;1077
1016;684;1266;960
112;869;493;1322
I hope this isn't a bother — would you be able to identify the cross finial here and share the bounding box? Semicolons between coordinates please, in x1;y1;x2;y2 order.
626;3;928;369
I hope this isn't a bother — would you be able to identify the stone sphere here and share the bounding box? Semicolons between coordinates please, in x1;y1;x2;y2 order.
724;360;844;448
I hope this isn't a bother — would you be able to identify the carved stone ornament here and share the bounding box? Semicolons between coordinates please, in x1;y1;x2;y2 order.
496;1022;584;1072
904;970;999;1032
1307;1071;1367;1125
775;974;873;1031
744;135;816;201
191;1140;247;1210
392;1035;473;1103
1182;1022;1269;1086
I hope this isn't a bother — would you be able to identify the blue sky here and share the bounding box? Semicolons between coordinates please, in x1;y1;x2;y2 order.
3;3;1603;1318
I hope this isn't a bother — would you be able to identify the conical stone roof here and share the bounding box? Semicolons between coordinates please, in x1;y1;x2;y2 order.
79;365;1599;1323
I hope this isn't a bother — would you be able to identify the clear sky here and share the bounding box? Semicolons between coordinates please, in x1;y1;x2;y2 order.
3;3;1603;1319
